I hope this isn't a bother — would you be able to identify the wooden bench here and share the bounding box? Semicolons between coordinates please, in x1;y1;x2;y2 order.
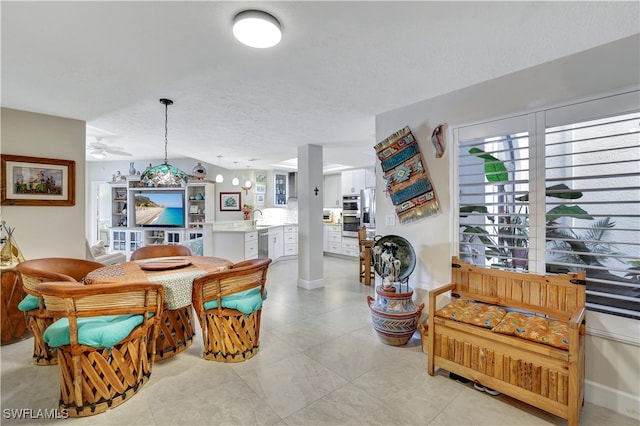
426;257;586;426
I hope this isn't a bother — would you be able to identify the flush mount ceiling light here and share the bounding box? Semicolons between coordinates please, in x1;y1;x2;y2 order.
140;98;189;188
233;10;281;48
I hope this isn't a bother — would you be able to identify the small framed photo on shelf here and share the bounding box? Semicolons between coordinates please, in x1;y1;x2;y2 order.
255;183;266;194
189;205;200;214
255;193;265;204
219;192;241;211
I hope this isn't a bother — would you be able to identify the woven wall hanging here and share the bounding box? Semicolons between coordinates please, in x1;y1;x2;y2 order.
375;126;439;224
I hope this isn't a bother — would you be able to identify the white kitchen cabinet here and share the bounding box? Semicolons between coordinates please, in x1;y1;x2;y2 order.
245;231;258;260
341;236;359;257
283;225;298;256
208;230;258;263
323;224;342;255
323;173;341;208
268;226;284;260
274;173;288;206
365;167;376;188
341;169;366;195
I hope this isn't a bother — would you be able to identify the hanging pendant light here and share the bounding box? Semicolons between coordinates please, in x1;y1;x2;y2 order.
215;155;224;183
140;98;189;188
232;162;240;186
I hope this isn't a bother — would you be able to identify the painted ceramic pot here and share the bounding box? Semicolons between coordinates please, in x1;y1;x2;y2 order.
367;284;424;346
192;162;207;180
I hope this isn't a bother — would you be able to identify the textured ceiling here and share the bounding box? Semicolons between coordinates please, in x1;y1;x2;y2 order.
2;1;639;171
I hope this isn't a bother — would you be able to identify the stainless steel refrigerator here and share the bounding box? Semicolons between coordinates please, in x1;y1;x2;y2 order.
360;188;376;230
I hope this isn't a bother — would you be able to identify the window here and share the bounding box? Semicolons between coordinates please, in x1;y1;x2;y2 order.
455;91;640;319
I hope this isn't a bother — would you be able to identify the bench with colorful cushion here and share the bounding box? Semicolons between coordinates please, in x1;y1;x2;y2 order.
435;298;571;350
427;257;587;426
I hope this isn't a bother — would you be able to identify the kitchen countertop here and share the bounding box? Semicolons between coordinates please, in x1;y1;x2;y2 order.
208;221;296;233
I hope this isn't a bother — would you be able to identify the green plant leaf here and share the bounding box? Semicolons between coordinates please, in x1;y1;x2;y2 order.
459;205;489;217
546;205;594;222
545;184;583;199
468;147;508;183
516;183;583;202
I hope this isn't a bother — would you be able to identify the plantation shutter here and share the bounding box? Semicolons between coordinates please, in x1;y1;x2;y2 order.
456;115;532;271
544;94;640;319
455;91;640;320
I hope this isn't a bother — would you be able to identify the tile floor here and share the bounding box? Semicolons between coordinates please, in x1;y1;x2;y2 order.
1;256;636;425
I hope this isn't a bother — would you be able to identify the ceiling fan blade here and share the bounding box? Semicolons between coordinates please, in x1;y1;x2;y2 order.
104;149;132;156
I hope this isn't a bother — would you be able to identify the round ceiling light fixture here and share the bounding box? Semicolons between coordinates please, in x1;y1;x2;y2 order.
233;10;281;48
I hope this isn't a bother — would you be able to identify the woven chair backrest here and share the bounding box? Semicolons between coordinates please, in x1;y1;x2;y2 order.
39;282;164;319
193;258;272;310
16;258;103;295
130;244;192;261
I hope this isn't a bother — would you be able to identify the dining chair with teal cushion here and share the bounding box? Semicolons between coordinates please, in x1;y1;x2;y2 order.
15;258;103;365
38;281;164;417
192;258;271;362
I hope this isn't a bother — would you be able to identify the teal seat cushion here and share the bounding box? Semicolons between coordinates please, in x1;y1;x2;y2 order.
203;287;266;315
18;294;40;312
44;314;144;348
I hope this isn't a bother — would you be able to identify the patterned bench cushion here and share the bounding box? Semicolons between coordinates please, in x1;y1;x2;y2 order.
492;311;570;350
435;298;507;329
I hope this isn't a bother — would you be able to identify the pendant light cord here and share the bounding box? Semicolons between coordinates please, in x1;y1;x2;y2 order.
160;98;173;165
164;101;169;165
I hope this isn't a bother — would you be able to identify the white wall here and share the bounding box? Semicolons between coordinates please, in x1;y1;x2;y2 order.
375;35;640;418
1;108;86;259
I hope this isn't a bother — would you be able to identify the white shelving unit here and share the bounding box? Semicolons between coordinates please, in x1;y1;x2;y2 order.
186;181;215;232
108;178;215;258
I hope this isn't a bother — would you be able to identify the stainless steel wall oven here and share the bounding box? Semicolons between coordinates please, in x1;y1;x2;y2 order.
342;214;360;237
342;195;360;214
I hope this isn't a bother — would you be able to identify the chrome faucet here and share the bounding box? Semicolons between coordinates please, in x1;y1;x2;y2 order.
252;209;263;226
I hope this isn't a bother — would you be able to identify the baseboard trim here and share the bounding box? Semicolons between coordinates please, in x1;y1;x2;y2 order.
585;380;640;420
297;278;324;290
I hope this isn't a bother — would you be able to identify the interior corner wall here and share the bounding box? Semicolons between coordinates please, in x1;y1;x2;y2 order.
1;108;86;259
374;35;639;418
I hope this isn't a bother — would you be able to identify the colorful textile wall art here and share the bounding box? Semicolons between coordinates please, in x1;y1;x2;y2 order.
374;126;439;224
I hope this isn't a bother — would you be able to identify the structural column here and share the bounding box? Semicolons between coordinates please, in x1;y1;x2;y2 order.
297;144;324;289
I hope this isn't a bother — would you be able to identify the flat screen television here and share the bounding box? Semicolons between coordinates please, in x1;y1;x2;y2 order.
133;191;185;228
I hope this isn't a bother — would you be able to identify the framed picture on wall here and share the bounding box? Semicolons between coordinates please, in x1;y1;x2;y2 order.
255;173;267;183
255;183;266;194
219;192;241;211
255;193;265;204
1;154;76;206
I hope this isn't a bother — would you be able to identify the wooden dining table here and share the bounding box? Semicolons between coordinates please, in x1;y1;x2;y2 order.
85;255;232;360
